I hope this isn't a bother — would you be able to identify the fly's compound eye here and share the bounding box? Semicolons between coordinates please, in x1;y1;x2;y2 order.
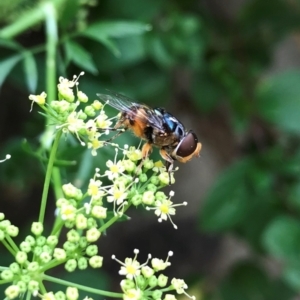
176;131;199;158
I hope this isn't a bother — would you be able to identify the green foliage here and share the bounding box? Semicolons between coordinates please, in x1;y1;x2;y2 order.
256;70;300;133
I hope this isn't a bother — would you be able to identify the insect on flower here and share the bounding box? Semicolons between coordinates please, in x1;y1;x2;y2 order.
97;91;202;184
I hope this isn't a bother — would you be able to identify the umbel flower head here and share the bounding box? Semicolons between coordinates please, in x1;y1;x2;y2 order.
112;249;195;300
28;74;188;228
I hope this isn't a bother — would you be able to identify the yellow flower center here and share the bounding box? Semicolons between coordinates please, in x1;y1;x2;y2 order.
127;264;137;274
90;185;99;196
114;191;122;199
110;165;119;173
160;204;169;214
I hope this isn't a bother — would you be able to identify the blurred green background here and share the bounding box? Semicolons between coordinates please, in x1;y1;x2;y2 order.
1;0;300;299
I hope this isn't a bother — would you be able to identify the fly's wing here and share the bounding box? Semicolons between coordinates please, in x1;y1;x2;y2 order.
97;91;164;131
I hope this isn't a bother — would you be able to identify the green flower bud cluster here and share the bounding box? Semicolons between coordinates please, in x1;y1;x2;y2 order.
29;287;80;300
29;73;114;156
113;250;195;300
0;216;103;299
0;213;19;240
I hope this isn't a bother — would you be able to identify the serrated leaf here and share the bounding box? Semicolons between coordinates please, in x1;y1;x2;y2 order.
64;41;98;74
262;215;300;262
200;158;252;231
23;52;38;92
256;70;300;133
0;55;22;86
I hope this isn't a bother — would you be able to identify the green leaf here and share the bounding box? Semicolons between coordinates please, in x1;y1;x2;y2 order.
94;36;120;56
83;20;151;39
256;70;300;133
199;158;252;231
23;52;38;92
0;54;22;86
0;38;22;50
220;263;270;300
64;40;98;74
283;263;300;291
262;215;300;262
81;20;151;55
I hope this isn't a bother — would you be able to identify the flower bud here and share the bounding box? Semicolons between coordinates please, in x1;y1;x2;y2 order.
5;284;20;299
1;270;14;280
158;274;168;287
66;287;79;300
53;248;67;261
6;225;19;237
77;91;88;103
65;259;77;272
31;222;44;236
146;183;157;192
47;235;58;247
67;229;80;243
148;275;158;288
142;191;155;205
16;251;27;264
92;100;102;110
78;257;88;270
139;173;147;183
89;255;103;268
36;236;46;246
86;228;101;242
28;280;39;292
86;245;98;257
84;106;96;117
131;195;142;206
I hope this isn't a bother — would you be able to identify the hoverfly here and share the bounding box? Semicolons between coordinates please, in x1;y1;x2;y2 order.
97;91;202;184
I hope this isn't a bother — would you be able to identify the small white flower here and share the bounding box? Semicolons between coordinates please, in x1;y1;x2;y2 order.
171;278;195;299
151;251;172;271
107;184;128;206
105;159;125;180
60;204;77;221
96;111;113;129
87;136;104;156
112;249;151;280
87;179;105;200
146;192;187;229
29;92;46;111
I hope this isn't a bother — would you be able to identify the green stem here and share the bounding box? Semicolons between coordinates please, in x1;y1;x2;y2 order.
42;274;123;298
52;167;64;199
2;236;18;255
43;1;58;113
50;217;64;236
39;282;47;295
25;291;31;300
99;203;131;233
0;0;65;39
39;259;66;273
39;130;62;224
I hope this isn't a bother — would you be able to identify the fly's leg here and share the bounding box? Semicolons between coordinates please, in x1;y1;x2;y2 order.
159;148;174;185
104;128;127;144
134;142;153;179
